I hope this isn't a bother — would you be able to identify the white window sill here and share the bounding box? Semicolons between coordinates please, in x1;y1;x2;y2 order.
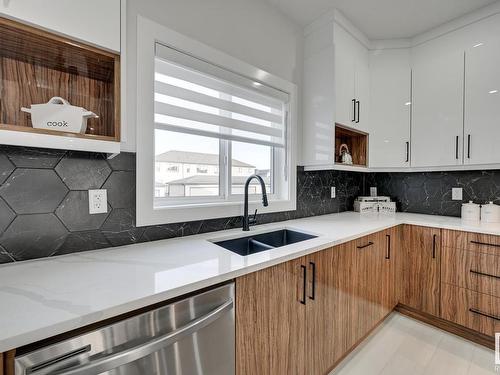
137;198;296;226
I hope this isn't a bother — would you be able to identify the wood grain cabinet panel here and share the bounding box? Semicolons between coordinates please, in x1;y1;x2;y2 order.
306;244;354;375
441;283;500;337
235;257;307;375
442;246;500;298
400;225;441;316
443;229;500;255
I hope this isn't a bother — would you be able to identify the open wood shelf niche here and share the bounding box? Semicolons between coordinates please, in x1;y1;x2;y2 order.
335;124;368;168
0;16;120;153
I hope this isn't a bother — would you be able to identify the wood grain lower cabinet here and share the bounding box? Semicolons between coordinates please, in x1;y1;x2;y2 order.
306;243;355;374
441;283;500;337
442;246;500;298
400;225;441;316
235;256;307;375
236;229;401;375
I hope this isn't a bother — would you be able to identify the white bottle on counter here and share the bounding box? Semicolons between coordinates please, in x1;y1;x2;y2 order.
461;201;481;222
481;202;500;223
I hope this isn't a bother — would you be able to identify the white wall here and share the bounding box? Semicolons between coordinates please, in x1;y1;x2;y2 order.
123;0;304;159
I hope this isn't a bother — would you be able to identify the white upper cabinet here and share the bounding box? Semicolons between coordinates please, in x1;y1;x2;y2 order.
0;0;121;52
302;21;336;166
411;47;464;168
334;23;370;133
369;49;411;168
464;35;500;166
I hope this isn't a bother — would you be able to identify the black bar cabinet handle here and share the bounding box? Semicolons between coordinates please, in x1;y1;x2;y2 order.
470;240;500;248
300;265;307;305
432;234;437;259
405;142;409;163
455;136;459;159
356;100;360;123
385;234;391;260
357;241;374;249
352;99;356;122
467;134;471;159
309;262;316;300
469;308;500;321
470;269;500;279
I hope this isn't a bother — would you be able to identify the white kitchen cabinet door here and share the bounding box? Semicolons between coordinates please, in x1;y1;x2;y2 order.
354;47;370;133
302;46;336;166
464;38;500;166
411;49;464;168
369;49;411;168
0;0;121;52
334;23;356;127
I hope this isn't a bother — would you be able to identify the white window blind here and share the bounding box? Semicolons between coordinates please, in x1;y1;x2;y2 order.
154;43;289;148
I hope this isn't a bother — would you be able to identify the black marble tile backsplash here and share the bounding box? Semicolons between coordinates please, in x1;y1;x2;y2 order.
366;170;500;217
0;146;363;263
2;145;497;264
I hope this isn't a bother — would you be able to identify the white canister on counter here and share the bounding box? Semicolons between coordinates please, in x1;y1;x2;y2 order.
481;202;500;223
461;201;481;221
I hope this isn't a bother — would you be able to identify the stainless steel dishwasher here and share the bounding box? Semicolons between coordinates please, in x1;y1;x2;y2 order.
15;283;235;375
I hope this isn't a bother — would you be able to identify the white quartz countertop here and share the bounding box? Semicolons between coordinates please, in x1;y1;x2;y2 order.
1;211;500;352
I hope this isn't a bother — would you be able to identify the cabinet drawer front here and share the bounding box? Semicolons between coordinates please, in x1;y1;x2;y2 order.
443;230;500;255
472;252;500;298
441;283;500;337
442;247;500;297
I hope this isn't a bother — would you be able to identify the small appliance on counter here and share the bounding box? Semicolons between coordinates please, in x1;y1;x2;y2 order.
354;196;396;214
480;201;500;223
21;96;98;134
461;201;481;222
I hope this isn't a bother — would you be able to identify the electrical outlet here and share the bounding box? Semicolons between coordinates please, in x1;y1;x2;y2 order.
89;189;108;214
452;187;463;201
370;187;377;197
331;187;336;198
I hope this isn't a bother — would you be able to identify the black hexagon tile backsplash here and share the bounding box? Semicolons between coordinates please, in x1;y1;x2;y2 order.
0;169;68;214
0;145;497;264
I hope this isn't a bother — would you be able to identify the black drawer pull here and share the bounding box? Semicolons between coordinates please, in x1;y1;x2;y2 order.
470;240;500;248
469;308;500;321
309;262;316;300
432;234;437;259
470;269;500;279
357;241;374;249
385;234;391;259
300;265;307;305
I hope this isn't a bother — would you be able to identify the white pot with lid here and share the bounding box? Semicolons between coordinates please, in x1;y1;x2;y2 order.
461;201;480;222
481;202;500;223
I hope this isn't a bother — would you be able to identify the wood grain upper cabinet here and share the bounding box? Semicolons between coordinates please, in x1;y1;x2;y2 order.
0;0;121;52
235;256;307;375
464;24;500;166
400;225;441;316
411;47;464;168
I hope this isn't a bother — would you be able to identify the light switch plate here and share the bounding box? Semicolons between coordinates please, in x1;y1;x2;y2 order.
452;187;463;201
331;187;336;198
89;189;108;214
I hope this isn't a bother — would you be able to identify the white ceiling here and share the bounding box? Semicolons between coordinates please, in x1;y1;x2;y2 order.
266;0;499;39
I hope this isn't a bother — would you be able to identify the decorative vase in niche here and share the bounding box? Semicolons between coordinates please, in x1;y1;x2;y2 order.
339;143;353;165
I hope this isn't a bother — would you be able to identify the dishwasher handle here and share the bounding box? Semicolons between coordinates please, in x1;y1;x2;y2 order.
52;299;233;375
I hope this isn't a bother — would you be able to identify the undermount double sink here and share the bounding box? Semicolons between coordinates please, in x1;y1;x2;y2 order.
213;229;318;256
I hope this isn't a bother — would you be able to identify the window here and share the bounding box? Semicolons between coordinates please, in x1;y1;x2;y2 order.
136;17;296;226
153;44;289;207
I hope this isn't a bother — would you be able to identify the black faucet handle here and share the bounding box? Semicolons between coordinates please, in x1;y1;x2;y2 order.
249;209;258;225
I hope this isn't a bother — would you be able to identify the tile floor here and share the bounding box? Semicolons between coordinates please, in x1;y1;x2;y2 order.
330;313;498;375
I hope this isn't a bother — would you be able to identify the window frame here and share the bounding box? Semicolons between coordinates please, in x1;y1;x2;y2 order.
136;16;297;226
